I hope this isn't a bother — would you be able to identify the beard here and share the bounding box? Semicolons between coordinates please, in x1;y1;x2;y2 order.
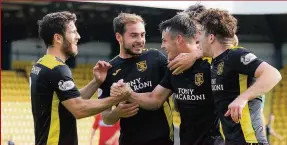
122;39;143;56
61;37;76;58
123;46;139;56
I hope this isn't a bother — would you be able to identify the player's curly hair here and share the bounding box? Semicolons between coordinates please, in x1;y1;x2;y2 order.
197;8;237;44
183;3;207;18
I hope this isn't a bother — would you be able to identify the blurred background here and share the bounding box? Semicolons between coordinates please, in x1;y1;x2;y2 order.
1;0;287;145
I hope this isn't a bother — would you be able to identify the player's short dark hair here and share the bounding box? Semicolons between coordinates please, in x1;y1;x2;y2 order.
113;12;145;35
38;11;77;47
183;3;207;17
159;13;197;40
197;8;237;42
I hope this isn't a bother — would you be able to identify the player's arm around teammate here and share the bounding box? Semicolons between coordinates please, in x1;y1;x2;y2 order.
167;49;203;75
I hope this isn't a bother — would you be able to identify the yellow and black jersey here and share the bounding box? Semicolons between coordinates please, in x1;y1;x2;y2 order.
99;49;173;145
210;47;267;144
160;59;223;145
30;54;80;145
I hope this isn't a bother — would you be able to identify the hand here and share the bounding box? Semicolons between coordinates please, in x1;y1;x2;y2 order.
168;49;202;75
225;96;248;123
110;79;132;101
113;101;139;118
110;79;125;97
93;61;112;84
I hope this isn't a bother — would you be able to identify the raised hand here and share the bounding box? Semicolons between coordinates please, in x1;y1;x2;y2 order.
93;60;112;84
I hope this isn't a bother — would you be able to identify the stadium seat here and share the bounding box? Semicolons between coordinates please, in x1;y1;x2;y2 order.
12;60;34;70
270;68;287;144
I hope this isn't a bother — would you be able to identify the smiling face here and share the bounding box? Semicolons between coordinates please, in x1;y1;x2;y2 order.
59;21;81;57
120;22;146;56
161;30;181;61
38;11;80;58
198;29;213;57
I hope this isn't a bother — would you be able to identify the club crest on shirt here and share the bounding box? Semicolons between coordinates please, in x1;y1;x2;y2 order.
195;73;204;86
136;60;147;72
217;62;224;75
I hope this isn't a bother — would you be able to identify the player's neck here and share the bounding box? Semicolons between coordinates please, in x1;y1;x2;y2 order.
185;45;197;53
180;42;197;53
119;47;138;59
212;43;229;58
46;46;68;62
119;51;132;59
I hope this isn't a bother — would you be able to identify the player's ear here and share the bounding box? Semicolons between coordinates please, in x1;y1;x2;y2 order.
176;34;184;45
208;34;215;44
54;33;63;45
194;34;199;43
115;32;123;45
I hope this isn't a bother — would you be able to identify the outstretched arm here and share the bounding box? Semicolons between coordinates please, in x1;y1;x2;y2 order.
110;81;172;110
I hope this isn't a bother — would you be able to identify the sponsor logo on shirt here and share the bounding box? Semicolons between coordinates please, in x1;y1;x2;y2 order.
174;88;206;101
211;79;224;91
241;53;257;65
127;78;152;92
58;80;75;91
112;69;121;76
31;66;41;75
